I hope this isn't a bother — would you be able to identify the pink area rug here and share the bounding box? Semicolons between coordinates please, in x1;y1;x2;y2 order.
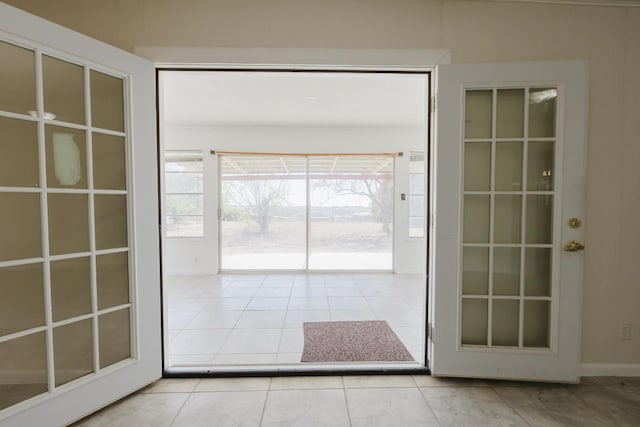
301;320;414;362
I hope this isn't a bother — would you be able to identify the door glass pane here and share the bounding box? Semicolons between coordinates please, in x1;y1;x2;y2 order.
495;142;522;191
221;155;306;270
523;300;550;348
496;89;524;138
97;251;130;310
525;248;552;297
493;247;520;296
90;70;124;132
309;156;393;270
45;125;87;189
50;257;91;322
527;141;554;191
53;319;93;386
409;195;424;217
0;117;39;187
99;308;131;368
409;174;424;195
461;298;487;345
94;194;128;250
463;195;490;243
0;41;36;115
0;332;48;410
465;90;492;139
0;263;44;335
494;195;521;243
93;133;126;190
492;299;519;346
48;193;89;255
42;55;85;125
525;195;553;244
528;88;556;138
462;247;488;295
464;142;491;191
0;192;42;261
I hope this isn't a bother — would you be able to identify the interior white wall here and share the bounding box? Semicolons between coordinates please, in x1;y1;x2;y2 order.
163;125;426;274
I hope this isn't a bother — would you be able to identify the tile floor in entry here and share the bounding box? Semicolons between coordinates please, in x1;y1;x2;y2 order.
74;375;640;426
166;273;426;368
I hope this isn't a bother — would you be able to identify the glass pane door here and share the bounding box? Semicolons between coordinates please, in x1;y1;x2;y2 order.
220;155;307;270
308;156;394;270
461;87;557;349
219;154;394;271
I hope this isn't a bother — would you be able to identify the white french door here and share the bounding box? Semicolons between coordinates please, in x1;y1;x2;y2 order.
430;61;587;382
0;4;160;426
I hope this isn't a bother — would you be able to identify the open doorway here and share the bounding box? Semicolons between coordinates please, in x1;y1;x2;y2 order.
158;70;430;373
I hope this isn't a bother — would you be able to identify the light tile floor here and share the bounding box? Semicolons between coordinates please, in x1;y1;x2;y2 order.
166;273;426;368
74;375;640;426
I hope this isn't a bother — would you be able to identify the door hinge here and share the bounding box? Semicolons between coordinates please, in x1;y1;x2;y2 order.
218;207;221;220
428;322;434;342
431;96;436;112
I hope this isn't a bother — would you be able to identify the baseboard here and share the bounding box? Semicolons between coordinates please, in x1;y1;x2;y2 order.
580;363;640;377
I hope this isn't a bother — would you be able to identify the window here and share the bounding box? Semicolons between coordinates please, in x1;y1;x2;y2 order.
164;151;204;237
409;151;425;238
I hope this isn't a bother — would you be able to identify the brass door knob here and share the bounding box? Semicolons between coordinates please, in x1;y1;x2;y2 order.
563;240;585;252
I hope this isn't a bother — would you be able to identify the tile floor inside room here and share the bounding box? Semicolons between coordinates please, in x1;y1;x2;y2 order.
74;375;640;426
166;273;426;368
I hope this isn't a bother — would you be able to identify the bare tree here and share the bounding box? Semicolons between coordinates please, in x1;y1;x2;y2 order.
313;178;393;234
222;179;290;233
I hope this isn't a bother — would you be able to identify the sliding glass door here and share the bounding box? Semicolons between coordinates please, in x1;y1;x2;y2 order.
220;155;307;270
308;156;393;270
219;154;394;271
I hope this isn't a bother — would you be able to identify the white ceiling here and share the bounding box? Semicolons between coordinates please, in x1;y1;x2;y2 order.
160;71;427;128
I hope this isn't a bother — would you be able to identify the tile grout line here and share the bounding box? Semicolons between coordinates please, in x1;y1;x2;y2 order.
490;385;534;427
341;376;354;427
415;383;443;426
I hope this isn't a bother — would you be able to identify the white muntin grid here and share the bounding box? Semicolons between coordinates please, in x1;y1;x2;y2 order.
459;86;558;351
0;38;135;399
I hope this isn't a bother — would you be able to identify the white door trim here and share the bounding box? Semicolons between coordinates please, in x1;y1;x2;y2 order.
134;46;451;70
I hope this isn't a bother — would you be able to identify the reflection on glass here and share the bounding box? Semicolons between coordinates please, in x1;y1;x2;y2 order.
461;298;488;345
0;41;36;115
94;195;128;250
54;319;93;386
221;155;307;270
527;141;554;191
0;332;48;410
99;308;131;368
97;251;129;310
309;156;393;270
529;88;556;138
464;142;491;191
50;257;91;322
0;117;39;187
465;90;492;139
47;194;89;255
525;195;553;244
496;89;524;138
494;195;521;243
45;125;87;189
0;263;44;335
493;247;520;296
495;142;522;191
524;300;550;348
42;55;85;125
0;192;42;261
492;299;519;346
463;195;490;243
93;133;126;190
462;247;488;295
525;248;552;297
90;70;124;132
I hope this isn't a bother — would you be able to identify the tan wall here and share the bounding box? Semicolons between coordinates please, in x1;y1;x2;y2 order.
5;0;639;365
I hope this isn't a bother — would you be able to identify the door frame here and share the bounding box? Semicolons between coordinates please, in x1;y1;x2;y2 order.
153;49;449;374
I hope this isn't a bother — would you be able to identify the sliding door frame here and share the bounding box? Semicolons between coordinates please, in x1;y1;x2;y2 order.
217;151;398;273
